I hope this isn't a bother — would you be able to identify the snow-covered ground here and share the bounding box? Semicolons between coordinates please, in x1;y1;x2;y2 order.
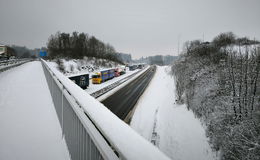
130;66;218;160
0;61;70;160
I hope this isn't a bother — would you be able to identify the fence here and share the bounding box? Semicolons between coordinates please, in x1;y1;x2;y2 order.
0;58;32;72
41;59;170;160
41;60;118;160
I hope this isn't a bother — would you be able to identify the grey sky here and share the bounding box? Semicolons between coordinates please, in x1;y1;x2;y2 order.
0;0;259;58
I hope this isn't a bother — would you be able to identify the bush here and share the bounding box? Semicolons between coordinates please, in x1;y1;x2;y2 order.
172;32;260;160
56;59;65;73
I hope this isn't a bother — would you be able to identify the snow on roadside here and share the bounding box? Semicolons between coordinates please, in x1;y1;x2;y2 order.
0;62;70;160
130;66;218;160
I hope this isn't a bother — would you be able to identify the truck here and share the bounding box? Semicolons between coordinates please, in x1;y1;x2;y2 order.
92;69;115;84
0;45;7;56
138;64;145;69
69;74;89;89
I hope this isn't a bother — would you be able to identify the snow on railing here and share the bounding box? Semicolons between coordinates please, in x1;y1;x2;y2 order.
0;58;32;72
41;59;170;160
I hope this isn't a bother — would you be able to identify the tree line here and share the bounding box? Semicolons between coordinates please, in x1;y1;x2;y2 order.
10;45;40;58
134;55;178;65
47;31;122;63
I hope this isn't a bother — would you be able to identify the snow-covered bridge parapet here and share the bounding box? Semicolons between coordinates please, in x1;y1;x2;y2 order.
41;59;170;160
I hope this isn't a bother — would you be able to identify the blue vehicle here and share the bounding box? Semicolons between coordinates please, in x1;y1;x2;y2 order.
92;69;115;84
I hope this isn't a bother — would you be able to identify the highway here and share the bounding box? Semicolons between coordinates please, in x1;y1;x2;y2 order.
101;66;156;121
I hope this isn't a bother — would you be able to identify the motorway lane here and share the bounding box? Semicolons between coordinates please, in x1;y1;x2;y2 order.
101;66;156;120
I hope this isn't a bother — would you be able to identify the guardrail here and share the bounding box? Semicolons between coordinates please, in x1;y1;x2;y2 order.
0;58;33;72
41;59;170;160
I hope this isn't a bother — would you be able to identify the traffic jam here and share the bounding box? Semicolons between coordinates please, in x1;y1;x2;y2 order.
69;64;145;89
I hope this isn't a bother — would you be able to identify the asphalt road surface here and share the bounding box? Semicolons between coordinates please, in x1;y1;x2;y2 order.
101;66;156;120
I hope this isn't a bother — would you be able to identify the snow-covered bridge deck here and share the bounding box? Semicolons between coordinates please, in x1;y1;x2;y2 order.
0;61;70;160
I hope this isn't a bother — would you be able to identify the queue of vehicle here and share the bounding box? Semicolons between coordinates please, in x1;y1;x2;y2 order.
92;67;126;84
69;64;145;89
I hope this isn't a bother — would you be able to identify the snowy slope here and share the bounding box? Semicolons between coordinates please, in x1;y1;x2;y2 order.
0;61;70;160
130;66;218;160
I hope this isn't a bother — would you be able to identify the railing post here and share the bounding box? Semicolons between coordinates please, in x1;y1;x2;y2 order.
51;73;54;97
62;85;64;138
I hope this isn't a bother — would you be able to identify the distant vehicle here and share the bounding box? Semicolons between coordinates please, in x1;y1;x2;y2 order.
0;45;7;60
129;65;134;71
69;74;89;89
115;67;126;76
120;70;126;75
92;69;115;84
129;65;138;71
115;68;121;77
0;45;16;59
138;64;145;69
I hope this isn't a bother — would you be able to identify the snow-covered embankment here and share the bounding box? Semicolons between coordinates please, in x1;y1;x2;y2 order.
130;66;218;160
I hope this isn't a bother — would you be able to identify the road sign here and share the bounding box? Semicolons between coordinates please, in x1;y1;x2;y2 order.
39;51;47;57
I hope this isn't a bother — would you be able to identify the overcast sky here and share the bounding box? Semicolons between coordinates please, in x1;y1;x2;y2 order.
0;0;259;58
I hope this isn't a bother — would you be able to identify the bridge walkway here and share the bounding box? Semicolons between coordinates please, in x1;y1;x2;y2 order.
0;61;70;160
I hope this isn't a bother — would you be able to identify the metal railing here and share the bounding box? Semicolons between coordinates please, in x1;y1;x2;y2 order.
0;58;33;72
41;59;171;160
41;60;118;160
